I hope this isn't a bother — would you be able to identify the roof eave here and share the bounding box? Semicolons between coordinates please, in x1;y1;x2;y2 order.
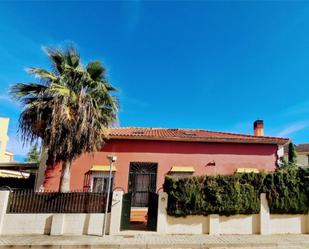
108;135;290;145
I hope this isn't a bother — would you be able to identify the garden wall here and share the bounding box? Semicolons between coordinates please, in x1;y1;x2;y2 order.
157;192;309;235
0;191;110;235
269;214;308;234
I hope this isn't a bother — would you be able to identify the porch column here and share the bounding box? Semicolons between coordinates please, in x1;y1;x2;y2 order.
50;214;65;235
109;191;123;235
209;214;220;235
0;191;10;234
157;192;168;234
260;193;270;235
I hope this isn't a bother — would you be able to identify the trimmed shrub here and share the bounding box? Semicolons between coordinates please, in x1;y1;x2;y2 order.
163;167;309;216
163;172;264;216
264;167;309;214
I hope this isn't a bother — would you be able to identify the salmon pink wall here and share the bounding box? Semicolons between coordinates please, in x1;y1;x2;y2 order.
44;139;278;192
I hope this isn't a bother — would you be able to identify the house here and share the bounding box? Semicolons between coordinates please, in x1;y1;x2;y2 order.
0;117;39;189
0;162;38;190
42;120;288;205
0;117;20;179
0;117;14;163
295;144;309;167
284;143;309;167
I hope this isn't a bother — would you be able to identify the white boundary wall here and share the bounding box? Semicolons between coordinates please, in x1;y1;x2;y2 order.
157;192;309;235
2;190;309;235
0;191;111;235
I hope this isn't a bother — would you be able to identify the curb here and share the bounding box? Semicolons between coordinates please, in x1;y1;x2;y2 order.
0;242;289;249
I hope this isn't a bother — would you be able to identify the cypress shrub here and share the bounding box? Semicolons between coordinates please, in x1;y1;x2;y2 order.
163;168;309;217
164;172;264;216
265;167;309;214
164;176;205;216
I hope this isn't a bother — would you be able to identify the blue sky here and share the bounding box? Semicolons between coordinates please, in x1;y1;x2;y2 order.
0;1;309;161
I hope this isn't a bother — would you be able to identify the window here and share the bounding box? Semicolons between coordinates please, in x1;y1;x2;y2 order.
169;172;193;178
91;172;113;193
236;168;259;173
169;166;195;178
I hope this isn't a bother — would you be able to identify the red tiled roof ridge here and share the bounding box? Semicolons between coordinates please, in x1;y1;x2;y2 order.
109;126;289;141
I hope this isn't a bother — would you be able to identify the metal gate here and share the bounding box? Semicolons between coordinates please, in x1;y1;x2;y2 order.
120;192;132;231
128;162;157;207
147;191;158;231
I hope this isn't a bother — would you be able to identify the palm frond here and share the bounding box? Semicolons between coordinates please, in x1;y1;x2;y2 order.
44;47;65;75
26;68;58;82
50;83;77;101
87;61;106;81
103;82;117;91
10;83;47;100
66;47;80;68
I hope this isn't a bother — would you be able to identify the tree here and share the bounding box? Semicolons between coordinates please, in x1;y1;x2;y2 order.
11;46;118;192
25;144;40;163
288;142;298;166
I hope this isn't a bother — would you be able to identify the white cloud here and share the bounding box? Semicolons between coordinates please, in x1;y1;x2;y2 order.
276;121;309;137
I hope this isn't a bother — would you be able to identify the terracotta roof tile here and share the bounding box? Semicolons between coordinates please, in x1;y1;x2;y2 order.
108;127;289;145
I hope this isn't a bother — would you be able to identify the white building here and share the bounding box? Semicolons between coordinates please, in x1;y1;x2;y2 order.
0;117;14;163
284;143;309;167
294;144;309;167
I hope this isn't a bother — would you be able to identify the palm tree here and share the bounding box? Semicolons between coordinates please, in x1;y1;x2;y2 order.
11;47;118;192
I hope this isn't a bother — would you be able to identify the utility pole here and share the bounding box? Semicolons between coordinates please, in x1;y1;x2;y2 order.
103;155;117;236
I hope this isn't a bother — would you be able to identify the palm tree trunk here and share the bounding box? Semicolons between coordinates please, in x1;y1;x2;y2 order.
59;160;71;192
35;145;48;191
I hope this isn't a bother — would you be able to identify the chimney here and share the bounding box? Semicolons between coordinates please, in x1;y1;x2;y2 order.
254;120;264;136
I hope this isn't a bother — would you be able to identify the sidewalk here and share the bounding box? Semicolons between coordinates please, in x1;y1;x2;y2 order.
1;234;309;248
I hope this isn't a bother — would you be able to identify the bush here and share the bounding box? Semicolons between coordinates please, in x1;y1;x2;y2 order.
264;167;309;214
163;172;264;216
163;168;309;216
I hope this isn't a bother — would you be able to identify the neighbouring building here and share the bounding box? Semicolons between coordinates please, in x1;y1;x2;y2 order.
43;120;289;206
0;117;38;188
0;117;14;163
284;143;309;167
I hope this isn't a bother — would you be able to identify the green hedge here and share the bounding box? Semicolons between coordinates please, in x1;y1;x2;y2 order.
163;167;309;217
264;168;309;214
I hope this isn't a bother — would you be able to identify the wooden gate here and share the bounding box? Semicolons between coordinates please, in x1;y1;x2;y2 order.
147;192;158;231
120;192;132;230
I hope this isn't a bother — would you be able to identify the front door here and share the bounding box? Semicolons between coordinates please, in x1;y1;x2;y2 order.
128;162;157;207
